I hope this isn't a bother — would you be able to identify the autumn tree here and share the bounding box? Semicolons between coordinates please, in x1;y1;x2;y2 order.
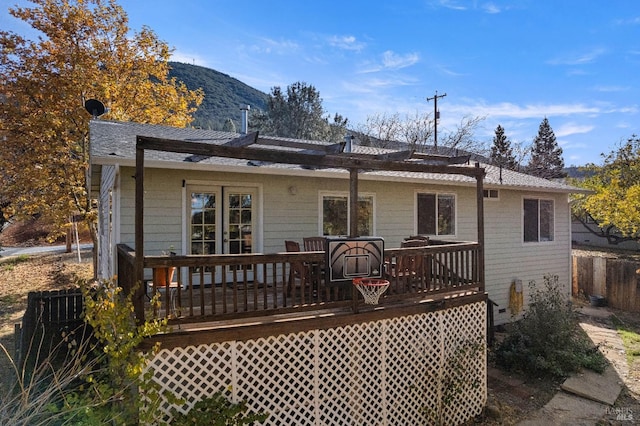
572;135;640;244
0;0;203;246
527;118;565;178
490;125;519;170
250;81;348;142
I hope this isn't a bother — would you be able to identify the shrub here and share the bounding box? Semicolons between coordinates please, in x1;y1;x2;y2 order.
495;274;607;378
170;389;268;425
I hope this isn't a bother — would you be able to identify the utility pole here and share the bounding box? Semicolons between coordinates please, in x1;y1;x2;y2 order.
427;91;446;151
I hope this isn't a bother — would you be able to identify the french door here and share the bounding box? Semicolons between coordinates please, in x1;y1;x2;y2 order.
188;185;256;283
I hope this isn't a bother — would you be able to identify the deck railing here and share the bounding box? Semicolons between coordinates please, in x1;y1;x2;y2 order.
116;241;483;324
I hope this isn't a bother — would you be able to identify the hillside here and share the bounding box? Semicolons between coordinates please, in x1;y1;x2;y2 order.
168;62;268;131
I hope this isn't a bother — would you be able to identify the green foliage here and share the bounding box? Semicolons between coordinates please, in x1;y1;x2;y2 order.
490;125;518;170
168;61;268;131
527;118;565;178
170;390;268;426
495;275;607;378
59;279;171;424
412;338;485;426
1;254;30;270
572;135;640;242
251;81;349;142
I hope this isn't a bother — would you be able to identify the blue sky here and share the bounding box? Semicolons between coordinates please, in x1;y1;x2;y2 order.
3;1;640;166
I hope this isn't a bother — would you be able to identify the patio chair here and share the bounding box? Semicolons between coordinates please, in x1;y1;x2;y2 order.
285;240;308;296
303;236;326;252
385;239;429;291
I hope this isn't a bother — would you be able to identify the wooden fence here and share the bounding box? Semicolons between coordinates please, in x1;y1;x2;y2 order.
572;255;640;312
17;288;88;371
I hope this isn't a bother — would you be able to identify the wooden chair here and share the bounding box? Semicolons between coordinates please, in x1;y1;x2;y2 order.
285;240;308;295
303;236;326;252
386;239;429;291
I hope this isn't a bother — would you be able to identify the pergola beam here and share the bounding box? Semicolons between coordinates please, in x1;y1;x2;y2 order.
137;135;485;178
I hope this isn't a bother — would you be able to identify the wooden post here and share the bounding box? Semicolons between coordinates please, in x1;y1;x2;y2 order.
475;162;485;292
349;168;359;313
134;139;146;322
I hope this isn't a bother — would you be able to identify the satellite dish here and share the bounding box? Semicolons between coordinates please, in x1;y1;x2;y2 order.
84;99;106;118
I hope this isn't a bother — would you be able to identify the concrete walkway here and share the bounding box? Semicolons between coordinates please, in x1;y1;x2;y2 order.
517;305;626;425
0;243;92;258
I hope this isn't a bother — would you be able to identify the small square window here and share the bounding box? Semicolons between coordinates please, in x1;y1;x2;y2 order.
483;189;499;199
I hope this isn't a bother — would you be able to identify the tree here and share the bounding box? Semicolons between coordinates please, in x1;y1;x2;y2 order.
0;0;203;249
251;81;348;142
490;125;518;170
221;118;237;133
572;135;640;244
527;118;565;178
356;111;486;155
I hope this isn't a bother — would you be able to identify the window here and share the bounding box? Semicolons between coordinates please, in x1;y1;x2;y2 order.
523;198;554;242
417;193;456;236
321;193;374;236
483;189;499;199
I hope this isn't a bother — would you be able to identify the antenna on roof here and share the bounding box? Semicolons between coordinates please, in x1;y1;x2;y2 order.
84;99;106;119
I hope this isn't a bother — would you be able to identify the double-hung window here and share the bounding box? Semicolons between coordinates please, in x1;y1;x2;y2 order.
321;193;374;236
416;193;456;236
523;198;554;242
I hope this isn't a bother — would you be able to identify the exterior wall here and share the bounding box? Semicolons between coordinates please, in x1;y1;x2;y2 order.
483;189;572;325
113;166;573;325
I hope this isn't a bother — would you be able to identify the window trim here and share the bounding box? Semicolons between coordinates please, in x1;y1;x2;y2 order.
483;188;500;200
414;190;458;237
522;196;555;244
318;191;376;236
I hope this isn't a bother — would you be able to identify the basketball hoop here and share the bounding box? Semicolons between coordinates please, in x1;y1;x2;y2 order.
353;278;390;305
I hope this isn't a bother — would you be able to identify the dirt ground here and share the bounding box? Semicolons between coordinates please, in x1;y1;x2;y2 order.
1;222;638;423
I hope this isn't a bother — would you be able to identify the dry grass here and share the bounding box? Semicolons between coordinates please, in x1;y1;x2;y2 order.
0;250;93;393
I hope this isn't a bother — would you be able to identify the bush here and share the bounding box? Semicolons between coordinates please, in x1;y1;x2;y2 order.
494;274;607;378
170;390;268;425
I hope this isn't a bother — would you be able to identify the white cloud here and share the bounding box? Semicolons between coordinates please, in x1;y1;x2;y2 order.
381;50;420;69
482;3;501;14
592;85;630;93
252;37;299;55
452;101;601;120
555;122;594;137
327;35;366;52
358;51;420;73
548;47;607;66
431;0;467;11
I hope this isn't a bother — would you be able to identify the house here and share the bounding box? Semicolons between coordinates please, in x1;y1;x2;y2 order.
90;119;585;326
90;119;591;423
572;213;640;251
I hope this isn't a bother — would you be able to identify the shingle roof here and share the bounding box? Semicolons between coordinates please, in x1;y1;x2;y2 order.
90;120;585;194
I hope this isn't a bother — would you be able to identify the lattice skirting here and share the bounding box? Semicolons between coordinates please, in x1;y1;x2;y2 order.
145;301;487;425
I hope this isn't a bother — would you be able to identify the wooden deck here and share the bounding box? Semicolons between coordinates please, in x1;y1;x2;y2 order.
119;240;484;325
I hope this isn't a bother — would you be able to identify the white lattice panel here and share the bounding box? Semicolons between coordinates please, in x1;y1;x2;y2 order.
145;301;487;425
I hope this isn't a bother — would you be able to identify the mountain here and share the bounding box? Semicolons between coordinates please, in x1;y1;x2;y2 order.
168;62;268;131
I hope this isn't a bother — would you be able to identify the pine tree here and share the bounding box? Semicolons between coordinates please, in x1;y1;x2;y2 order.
251;82;348;142
222;118;237;133
527;118;565;178
490;125;518;170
